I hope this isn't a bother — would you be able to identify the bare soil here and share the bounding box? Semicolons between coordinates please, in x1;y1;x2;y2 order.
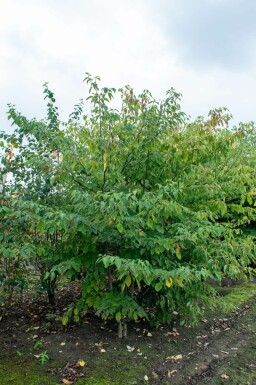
0;282;256;385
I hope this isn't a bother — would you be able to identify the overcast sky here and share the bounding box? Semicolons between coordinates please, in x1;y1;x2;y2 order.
1;0;256;133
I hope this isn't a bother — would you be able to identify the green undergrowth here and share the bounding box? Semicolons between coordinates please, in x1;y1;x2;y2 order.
215;282;256;314
0;359;59;385
76;352;148;385
0;355;147;385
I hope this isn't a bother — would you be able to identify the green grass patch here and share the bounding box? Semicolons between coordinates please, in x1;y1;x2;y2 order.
215;282;256;314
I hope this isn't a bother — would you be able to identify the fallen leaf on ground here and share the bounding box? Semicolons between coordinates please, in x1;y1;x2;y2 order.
152;371;159;379
166;354;183;362
167;370;177;378
165;331;180;337
220;374;230;380
77;360;86;367
62;379;73;385
127;345;135;352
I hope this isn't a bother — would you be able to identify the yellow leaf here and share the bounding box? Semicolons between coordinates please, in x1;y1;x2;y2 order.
77;359;86;367
125;275;132;288
52;150;57;159
165;278;173;288
175;245;182;260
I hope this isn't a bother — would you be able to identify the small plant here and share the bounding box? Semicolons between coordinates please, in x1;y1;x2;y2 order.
33;340;44;350
16;350;23;357
41;322;51;332
35;350;49;365
45;312;61;322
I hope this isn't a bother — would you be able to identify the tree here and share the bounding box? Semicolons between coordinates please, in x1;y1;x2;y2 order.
1;74;255;329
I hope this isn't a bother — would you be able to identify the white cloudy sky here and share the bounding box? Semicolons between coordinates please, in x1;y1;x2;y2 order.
1;0;256;132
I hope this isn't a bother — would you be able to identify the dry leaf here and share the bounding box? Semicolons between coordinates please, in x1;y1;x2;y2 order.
167;369;177;378
127;345;135;352
166;354;183;362
152;371;159;379
220;374;230;380
62;379;74;385
165;331;180;337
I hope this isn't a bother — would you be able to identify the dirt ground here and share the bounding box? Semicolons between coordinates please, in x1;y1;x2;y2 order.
0;282;256;385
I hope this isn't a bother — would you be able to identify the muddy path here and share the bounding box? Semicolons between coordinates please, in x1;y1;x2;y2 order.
0;283;256;385
154;297;256;385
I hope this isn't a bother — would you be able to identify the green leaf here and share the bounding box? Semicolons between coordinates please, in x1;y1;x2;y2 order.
247;195;253;205
115;312;121;321
116;223;124;233
62;315;69;326
125;275;132;288
155;282;163;292
175;246;182;260
146;218;154;229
